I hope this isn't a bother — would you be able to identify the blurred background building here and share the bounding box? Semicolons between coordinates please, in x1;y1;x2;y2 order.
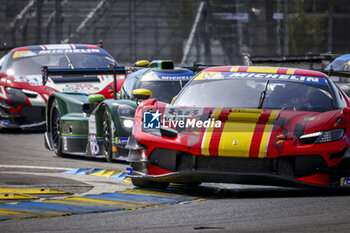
0;0;349;66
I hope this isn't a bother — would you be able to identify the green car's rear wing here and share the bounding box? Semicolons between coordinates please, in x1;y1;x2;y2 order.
183;61;222;73
319;70;350;78
41;64;126;100
246;54;350;79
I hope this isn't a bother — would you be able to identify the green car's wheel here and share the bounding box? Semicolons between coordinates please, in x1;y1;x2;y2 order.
102;109;113;162
131;178;169;189
50;99;63;156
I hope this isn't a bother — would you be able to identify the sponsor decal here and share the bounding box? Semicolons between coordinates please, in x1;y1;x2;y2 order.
13;49;106;59
142;71;194;81
163;107;203;122
126;167;133;175
229;72;326;85
341;177;350;186
200;72;327;86
158;75;193;81
38;49;103;55
12;51;38;58
42;44;75;50
0;120;10;127
62;83;100;92
117;137;129;144
89;115;97;134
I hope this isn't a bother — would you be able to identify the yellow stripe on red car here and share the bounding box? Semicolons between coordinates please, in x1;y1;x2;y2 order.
247;67;279;73
200;109;280;158
230;66;240;72
231;66;295;75
201;108;223;156
194;72;207;80
217;109;263;158
257;110;279;158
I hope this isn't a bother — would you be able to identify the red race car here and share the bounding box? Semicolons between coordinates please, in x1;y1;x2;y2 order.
0;44;122;129
127;66;350;189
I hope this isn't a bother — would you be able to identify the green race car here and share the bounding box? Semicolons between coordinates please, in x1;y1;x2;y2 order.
44;60;194;161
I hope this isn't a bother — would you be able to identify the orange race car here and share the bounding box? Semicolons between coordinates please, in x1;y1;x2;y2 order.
127;66;350;189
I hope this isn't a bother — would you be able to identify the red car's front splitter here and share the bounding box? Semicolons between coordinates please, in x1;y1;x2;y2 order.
129;169;350;189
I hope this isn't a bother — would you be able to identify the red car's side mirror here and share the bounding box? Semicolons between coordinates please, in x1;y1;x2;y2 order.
343;107;350;117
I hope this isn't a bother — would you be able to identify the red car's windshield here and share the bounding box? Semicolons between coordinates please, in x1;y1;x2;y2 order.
175;78;334;112
6;52;116;76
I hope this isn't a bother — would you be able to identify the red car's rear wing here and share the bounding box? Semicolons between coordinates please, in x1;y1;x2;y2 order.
41;64;126;100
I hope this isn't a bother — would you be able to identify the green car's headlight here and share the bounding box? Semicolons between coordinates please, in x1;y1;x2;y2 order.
122;119;134;128
118;105;136;129
299;129;344;144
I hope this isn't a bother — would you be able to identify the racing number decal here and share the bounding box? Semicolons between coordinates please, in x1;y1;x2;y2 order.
89;115;100;156
90;134;100;155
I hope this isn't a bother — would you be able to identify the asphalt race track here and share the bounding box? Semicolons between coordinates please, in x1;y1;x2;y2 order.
1;130;350;233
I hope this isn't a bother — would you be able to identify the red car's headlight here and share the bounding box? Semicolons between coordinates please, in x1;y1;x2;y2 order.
299;129;344;144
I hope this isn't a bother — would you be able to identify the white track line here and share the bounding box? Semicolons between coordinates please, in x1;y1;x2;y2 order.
0;165;73;171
